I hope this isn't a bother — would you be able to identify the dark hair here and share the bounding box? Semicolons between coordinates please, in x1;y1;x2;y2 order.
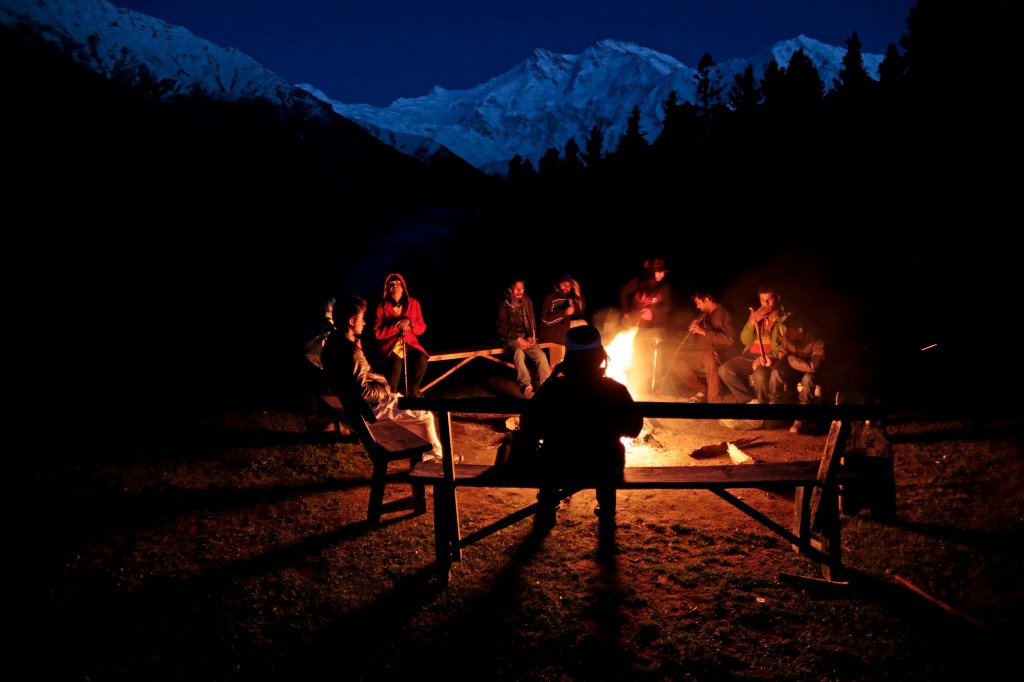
757;284;779;297
784;312;807;330
693;290;718;302
339;295;367;321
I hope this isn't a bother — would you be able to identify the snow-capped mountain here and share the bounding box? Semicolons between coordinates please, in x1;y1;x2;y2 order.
3;0;883;176
0;0;333;116
314;37;882;175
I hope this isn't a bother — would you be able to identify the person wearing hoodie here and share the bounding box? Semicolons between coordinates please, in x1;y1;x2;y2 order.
539;273;587;373
373;273;430;398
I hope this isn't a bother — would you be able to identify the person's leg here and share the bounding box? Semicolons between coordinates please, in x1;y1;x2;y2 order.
673;349;708;395
719;356;754;403
768;367;787;403
512;346;532;393
595;484;617;520
408;348;428;396
374;394;443;458
383;354;403;393
704;350;724;403
752;366;771;403
799;372;816;404
528;343;551;385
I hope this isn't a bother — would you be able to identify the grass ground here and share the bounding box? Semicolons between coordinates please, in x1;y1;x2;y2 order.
28;396;1023;681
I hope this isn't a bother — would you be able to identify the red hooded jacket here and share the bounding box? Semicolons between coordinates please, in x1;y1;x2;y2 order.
373;273;429;358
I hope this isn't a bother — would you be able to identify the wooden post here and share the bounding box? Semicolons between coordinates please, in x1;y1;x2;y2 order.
436;409;459;583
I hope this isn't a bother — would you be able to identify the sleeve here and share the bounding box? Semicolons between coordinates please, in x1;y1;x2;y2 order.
540;294;565;327
408;299;427;336
738;320;757;350
322;338;377;411
788;337;826;373
768;322;786;359
361;372;392;404
525;296;539;340
372;302;390;342
496;302;515;345
706;307;736;348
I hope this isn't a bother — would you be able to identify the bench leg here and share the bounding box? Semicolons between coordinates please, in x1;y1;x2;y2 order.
816;488;845;582
366;460;388;524
433;483;455;584
407;455;427;516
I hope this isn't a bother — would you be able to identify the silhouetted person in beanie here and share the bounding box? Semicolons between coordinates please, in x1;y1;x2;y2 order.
521;324;643;550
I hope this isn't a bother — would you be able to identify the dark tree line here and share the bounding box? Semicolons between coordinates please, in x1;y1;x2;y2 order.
496;0;1013;234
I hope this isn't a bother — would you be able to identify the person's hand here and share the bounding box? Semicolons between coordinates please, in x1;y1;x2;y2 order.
398;318;411;331
749;306;768;324
641;308;653;321
565;304;575;316
571;281;581;296
517;337;530;349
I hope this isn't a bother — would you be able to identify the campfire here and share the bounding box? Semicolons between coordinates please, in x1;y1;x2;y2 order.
602;325;665;463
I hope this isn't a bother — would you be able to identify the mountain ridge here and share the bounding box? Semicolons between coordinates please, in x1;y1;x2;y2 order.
3;0;886;175
315;35;884;174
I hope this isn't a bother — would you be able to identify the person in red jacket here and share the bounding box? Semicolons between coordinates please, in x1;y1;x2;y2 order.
373;273;430;397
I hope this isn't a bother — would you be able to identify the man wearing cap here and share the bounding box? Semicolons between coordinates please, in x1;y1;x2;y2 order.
539;273;587;373
618;258;673;397
521;324;643;542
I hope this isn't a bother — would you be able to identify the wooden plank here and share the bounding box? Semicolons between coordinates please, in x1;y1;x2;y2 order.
409;461;864;489
366;419;433;454
421;343;556;392
398;397;886;422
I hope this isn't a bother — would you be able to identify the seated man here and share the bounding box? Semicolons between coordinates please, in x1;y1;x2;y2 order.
774;313;826;433
658;290;736;403
520;325;643;546
719;284;789;405
497;278;551;397
320;295;443;460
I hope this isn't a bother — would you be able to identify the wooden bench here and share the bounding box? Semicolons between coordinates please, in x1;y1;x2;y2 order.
312;343;555;431
398;398;890;586
322;394;433;524
421;342;557;392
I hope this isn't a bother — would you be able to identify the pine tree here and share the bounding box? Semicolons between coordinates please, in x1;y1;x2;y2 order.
506;153;536;183
562;137;584;174
694;53;724;133
583;124;604;168
614;105;649;159
832;32;875;103
727;64;762;115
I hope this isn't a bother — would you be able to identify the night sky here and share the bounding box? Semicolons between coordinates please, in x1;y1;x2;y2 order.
113;1;916;106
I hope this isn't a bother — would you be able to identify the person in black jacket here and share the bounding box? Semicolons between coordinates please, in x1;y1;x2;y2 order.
497;278;551;398
539;273;587;373
521;324;643;543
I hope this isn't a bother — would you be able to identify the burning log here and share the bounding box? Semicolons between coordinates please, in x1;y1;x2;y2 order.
690;436;760;461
